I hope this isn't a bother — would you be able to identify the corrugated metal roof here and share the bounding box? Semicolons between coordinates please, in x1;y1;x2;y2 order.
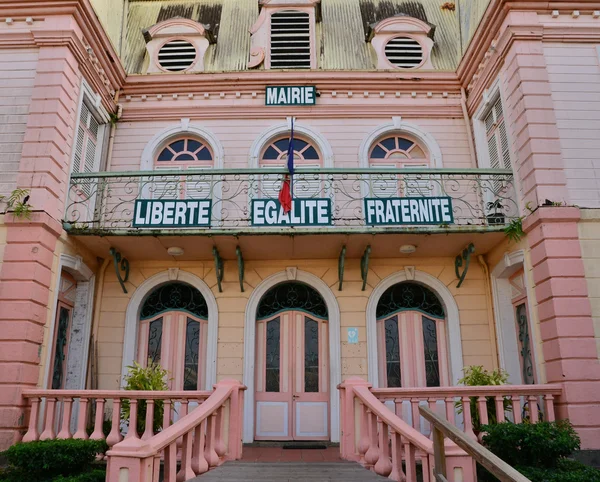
124;0;491;74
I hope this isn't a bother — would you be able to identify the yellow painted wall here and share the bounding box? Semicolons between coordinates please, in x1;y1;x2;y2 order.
95;257;497;390
90;0;125;54
578;209;600;359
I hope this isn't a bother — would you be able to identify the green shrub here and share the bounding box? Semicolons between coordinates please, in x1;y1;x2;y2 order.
457;365;512;432
518;459;600;482
1;439;107;480
53;469;107;482
0;468;106;482
121;361;170;435
481;420;580;469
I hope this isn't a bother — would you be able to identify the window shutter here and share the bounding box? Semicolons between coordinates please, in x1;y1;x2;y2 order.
498;119;511;170
370;164;398;198
295;165;320;198
153;166;181;200
72;127;85;174
184;167;212;200
403;164;429;197
270;10;311;69
261;167;283;199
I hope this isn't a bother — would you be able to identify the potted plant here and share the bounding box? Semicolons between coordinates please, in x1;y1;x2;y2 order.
486;199;505;226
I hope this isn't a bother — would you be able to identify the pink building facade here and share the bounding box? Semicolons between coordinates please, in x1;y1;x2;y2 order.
0;0;599;478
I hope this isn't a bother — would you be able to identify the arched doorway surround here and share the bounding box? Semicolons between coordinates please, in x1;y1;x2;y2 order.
243;270;341;443
122;270;218;390
366;270;464;387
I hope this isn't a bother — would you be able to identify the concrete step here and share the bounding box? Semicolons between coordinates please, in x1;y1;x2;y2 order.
190;461;390;481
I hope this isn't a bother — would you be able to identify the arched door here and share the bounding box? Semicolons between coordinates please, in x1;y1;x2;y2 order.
137;282;209;391
376;282;450;388
254;283;329;441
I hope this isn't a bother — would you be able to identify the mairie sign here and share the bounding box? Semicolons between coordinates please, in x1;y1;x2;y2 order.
134;200;212;228
251;199;332;227
266;86;316;106
364;197;454;226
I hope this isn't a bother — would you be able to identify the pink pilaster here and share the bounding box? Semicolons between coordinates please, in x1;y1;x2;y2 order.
0;43;81;449
523;207;600;449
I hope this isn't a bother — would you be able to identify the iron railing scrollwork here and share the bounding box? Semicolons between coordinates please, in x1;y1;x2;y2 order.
64;167;519;233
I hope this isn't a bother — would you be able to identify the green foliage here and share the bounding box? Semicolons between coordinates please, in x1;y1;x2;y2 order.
457;366;511;432
481;420;580;469
0;468;106;482
0;439;107;481
121;361;170;435
518;458;600;482
504;216;525;243
52;469;107;482
0;188;32;219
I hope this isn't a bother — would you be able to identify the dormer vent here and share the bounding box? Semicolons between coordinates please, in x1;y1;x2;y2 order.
270;10;311;69
384;37;423;69
158;39;197;72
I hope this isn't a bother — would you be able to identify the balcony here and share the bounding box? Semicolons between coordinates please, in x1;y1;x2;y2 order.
63;168;519;259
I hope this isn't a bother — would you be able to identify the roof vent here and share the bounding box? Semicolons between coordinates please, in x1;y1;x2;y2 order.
384;37;423;69
270;10;311;69
158;39;197;72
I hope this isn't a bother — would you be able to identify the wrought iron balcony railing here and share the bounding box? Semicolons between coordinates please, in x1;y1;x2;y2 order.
64;168;518;235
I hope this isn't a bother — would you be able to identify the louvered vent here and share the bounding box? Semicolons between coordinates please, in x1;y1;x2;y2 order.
384;37;423;69
270;10;311;69
158;40;197;72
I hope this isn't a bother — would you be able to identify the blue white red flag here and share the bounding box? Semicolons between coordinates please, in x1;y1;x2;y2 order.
279;118;295;213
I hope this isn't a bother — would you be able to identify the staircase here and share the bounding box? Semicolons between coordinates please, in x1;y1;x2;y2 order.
190;462;390;481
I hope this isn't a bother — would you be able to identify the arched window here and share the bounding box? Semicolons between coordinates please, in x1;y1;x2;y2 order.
153;137;213;200
259;137;322;198
137;282;209;391
376;282;449;388
369;135;430;197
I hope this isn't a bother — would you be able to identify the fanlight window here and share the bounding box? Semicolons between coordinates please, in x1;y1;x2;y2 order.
369;136;430;197
153;137;214;200
257;282;328;320
260;137;322;198
138;282;209;391
376;283;449;388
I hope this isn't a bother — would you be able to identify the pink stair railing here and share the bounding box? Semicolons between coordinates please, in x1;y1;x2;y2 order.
339;378;477;482
22;380;246;482
370;384;562;441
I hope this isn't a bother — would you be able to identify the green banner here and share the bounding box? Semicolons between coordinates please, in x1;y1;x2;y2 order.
251;199;332;226
134;199;212;228
266;86;316;106
364;197;454;226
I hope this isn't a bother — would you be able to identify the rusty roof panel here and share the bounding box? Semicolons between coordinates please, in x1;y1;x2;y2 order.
123;0;491;74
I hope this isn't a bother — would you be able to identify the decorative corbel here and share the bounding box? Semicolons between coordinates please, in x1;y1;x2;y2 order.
361;245;372;291
109;248;129;294
338;245;346;291
236;246;245;293
455;243;475;288
213;247;224;293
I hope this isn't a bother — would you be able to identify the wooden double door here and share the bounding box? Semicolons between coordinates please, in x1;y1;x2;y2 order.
255;311;329;441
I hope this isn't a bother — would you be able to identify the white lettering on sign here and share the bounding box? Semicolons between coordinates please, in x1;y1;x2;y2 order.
265;86;317;106
364;197;454;226
134;200;212;228
252;199;332;226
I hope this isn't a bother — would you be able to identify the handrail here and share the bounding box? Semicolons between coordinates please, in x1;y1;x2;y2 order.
354;385;433;454
22;389;212;400
419;406;531;482
371;384;563;398
69;166;515;179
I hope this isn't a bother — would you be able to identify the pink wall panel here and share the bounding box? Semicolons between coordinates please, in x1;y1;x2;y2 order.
545;43;600;208
109;118;474;171
0;49;38;197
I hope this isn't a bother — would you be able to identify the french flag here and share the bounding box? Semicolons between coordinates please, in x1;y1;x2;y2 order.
278;117;295;214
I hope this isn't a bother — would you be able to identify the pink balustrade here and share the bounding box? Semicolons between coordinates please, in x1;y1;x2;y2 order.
339;378;562;482
22;380;246;482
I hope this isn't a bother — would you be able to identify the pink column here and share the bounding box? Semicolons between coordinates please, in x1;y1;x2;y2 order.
337;377;372;462
0;43;82;450
524;207;600;449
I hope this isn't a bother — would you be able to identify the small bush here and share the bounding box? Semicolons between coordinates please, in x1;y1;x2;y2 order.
518;459;600;482
53;469;107;482
481;420;580;469
1;439;107;479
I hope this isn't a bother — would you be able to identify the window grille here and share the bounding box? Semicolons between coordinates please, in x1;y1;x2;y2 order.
158;39;197;72
384;37;423;69
270;10;311;69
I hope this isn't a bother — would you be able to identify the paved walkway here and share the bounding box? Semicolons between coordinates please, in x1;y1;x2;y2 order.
191;462;390;481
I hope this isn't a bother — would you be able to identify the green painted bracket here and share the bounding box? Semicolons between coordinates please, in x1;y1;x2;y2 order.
338;245;346;291
213;246;224;293
109;247;129;294
236;246;245;293
455;243;475;288
361;245;371;292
